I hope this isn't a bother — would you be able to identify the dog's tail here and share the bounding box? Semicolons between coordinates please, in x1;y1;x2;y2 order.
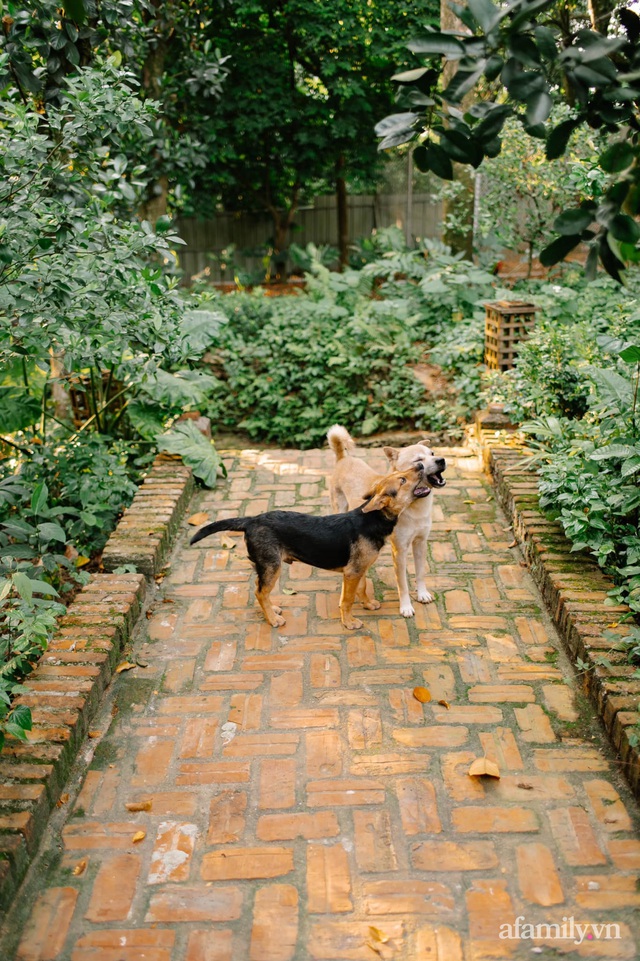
327;424;355;462
190;517;252;545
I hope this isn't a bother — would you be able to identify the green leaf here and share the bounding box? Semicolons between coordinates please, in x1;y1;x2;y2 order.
10;704;32;731
539;233;581;266
62;0;87;22
619;345;640;363
407;34;466;59
31;483;48;517
392;67;431;83
0;388;41;434
609;215;640;245
526;90;552;125
157;422;223;488
127;400;167;442
12;572;33;603
546;117;581;160
590;444;638;460
600;141;635;173
181;309;227;355
553;208;593;235
467;0;501;33
414;143;454;180
29;580;60;597
37;522;67;544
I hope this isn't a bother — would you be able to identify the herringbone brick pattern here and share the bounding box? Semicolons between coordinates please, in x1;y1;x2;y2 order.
12;447;640;960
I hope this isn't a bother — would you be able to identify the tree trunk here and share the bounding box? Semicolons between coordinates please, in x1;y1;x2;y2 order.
440;0;475;258
336;155;349;271
139;16;170;224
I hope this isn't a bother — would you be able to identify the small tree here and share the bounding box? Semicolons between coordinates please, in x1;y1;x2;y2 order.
376;0;640;279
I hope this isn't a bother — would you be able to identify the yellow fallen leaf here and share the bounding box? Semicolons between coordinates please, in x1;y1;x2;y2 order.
56;793;69;807
126;800;152;812
437;699;450;709
87;730;101;739
75;555;90;568
282;587;297;595
132;830;146;843
116;661;136;673
507;539;518;548
468;757;501;779
72;858;88;876
220;535;237;549
369;927;389;944
187;511;209;526
463;499;474;504
413;686;431;703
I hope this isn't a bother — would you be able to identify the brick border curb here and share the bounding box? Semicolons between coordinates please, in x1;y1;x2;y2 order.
479;429;640;800
102;453;194;576
0;573;146;911
0;455;195;911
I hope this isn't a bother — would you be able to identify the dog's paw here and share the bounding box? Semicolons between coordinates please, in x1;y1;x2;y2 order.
343;617;363;631
363;598;381;611
399;602;415;618
272;605;283;615
417;589;434;604
269;613;286;627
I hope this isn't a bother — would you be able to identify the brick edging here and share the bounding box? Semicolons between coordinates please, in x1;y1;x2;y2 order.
479;430;640;800
102;453;194;576
0;573;146;911
0;455;195;911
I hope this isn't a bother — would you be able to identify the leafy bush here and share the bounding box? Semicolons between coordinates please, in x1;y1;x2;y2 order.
198;237;499;446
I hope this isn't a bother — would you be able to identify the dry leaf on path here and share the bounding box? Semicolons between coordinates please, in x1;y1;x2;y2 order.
507;539;518;548
468;757;501;779
126;800;152;812
437;699;450;709
56;793;69;807
72;858;88;876
413;686;431;703
132;831;146;843
87;730;101;739
187;512;209;526
368;927;389;944
220;535;237;549
116;661;136;673
282;587;297;595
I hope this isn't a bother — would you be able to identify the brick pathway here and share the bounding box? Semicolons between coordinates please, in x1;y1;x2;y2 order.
10;446;640;960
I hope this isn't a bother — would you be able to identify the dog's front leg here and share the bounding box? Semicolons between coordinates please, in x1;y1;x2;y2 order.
340;573;364;630
391;540;414;617
413;534;433;604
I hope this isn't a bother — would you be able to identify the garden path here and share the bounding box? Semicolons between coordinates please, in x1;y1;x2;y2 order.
12;445;640;960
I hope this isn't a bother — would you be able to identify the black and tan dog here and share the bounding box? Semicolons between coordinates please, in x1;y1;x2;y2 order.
191;464;428;630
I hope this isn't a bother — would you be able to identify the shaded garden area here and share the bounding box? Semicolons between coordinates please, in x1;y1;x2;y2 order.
1;0;640;761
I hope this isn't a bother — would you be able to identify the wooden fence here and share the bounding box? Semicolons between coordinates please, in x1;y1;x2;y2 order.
176;193;443;284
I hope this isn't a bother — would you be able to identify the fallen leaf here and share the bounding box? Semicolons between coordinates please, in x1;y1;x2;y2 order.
116;661;136;673
517;782;534;791
162;597;175;604
369;927;389;944
56;793;70;807
132;830;146;843
607;622;619;629
126;800;152;812
413;686;431;703
72;858;88;876
468;757;501;779
75;555;90;568
507;539;518;548
87;730;101;739
502;526;512;532
136;658;149;668
463;499;474;504
220;535;237;549
437;699;450;709
282;587;297;595
187;511;209;526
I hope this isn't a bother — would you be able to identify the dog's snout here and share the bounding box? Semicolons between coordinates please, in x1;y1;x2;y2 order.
436;458;446;470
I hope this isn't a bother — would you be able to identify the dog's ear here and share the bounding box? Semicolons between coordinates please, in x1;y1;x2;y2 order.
383;446;399;466
362;490;390;513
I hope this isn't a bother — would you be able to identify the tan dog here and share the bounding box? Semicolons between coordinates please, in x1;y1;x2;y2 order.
327;425;446;617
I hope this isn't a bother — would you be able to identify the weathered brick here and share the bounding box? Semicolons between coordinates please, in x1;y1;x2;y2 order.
306;843;352;913
250;884;299;961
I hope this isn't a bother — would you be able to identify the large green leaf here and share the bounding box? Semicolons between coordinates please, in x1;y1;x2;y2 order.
600;141;635;173
539;233;581;266
156;422;224;488
619;345;640;364
0;388;41;434
127;400;167;441
141;369;218;408
553;207;593;235
181;309;228;355
546;117;581;160
407;34;466;59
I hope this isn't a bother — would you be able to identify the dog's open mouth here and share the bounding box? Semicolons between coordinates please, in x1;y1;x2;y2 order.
413;483;431;498
426;470;446;489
